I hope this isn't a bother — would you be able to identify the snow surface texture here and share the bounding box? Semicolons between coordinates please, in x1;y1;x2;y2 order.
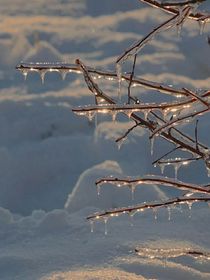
1;0;210;279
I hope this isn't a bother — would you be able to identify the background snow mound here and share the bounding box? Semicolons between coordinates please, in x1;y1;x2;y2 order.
41;267;146;280
37;209;69;233
65;160;168;213
0;207;13;224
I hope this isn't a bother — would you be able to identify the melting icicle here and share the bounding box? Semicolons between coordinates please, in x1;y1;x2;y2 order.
103;217;108;235
117;138;126;150
144;110;150;120
130;184;136;201
60;69;68;80
90;220;94;233
174;163;181;179
22;70;28;81
167;207;171;221
153;208;158;221
87;111;95;122
198;20;206;35
205;157;210;177
97;184;101;196
150;137;155;156
112;111;117;122
126;110;132;119
176;22;184;37
39;70;47;84
159;163;165;175
187;202;193;218
116;63;122;100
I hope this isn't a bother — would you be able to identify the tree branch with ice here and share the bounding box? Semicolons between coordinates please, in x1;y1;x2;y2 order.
16;0;210;247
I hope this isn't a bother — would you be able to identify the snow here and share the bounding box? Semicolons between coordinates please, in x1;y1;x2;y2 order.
0;0;210;279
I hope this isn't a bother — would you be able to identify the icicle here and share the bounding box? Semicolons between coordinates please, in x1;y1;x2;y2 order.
150;137;155;156
117;138;126;150
176;21;184;37
103;217;108;235
205;158;210;177
159;163;165;175
90;220;94;233
187;202;193;218
153;208;158;221
198;20;206;35
130;184;136;200
112;111;117;122
129;211;136;226
87;111;95;122
174;162;181;179
94;113;98;129
60;69;68;80
97;184;101;196
22;69;28;81
116;63;122;100
126;110;132;119
144;110;150;120
39;70;47;84
167;207;171;221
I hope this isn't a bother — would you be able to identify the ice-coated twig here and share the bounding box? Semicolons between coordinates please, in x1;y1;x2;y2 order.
95;175;210;194
139;0;210;21
116;7;191;65
86;196;210;221
161;0;206;7
135;246;210;261
16;62;192;98
150;104;210;140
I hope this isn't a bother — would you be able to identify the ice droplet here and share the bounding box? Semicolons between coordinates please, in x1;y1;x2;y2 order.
103;217;108;235
90;220;94;233
116;63;122;100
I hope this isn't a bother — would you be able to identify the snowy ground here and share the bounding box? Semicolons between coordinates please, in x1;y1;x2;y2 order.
0;0;210;279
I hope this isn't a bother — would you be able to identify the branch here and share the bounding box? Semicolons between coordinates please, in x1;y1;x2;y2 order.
87;196;210;220
16;62;210;100
116;7;191;65
135;246;210;261
150;105;210;140
139;0;210;21
95;175;210;195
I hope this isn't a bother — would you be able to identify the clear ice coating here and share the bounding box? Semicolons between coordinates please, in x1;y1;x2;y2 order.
116;63;122;100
